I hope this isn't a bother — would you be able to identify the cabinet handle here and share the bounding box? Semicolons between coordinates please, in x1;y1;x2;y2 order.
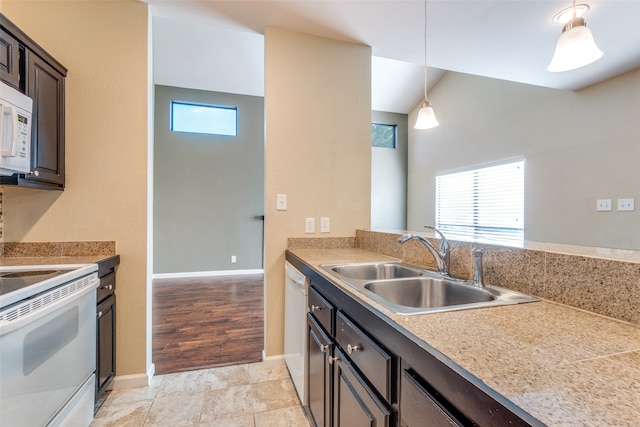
97;311;103;318
347;344;361;355
329;356;338;365
30;170;39;176
106;284;113;290
311;305;322;312
319;343;329;353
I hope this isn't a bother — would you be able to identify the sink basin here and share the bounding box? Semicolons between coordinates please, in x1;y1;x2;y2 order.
320;261;539;315
364;278;494;309
328;262;425;280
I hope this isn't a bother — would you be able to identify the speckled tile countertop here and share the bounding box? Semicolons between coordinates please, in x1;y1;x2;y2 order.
289;247;640;427
0;255;113;267
0;241;117;268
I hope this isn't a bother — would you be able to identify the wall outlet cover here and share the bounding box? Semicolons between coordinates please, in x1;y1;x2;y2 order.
617;198;635;212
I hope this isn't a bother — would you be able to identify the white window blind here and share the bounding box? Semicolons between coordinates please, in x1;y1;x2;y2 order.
436;159;524;244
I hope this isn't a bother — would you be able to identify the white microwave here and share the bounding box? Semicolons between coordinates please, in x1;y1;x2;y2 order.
0;81;32;176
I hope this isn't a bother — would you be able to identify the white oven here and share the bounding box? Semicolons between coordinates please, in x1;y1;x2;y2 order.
0;264;99;427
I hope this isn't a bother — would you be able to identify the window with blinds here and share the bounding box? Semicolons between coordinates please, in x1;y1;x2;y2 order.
435;159;524;244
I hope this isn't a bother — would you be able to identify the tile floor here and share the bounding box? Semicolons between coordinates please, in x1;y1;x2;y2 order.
91;359;311;427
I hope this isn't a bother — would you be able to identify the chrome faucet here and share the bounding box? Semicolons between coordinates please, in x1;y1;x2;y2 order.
398;226;450;276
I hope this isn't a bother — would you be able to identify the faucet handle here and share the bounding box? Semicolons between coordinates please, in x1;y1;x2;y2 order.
424;225;449;254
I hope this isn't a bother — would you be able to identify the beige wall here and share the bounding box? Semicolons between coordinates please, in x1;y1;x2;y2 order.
264;28;371;356
408;68;640;250
2;1;149;376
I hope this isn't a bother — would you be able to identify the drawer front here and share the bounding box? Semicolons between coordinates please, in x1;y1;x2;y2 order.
308;285;334;335
97;272;116;303
335;311;392;402
334;347;391;427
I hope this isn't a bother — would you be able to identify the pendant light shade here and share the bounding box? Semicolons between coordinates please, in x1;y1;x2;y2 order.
414;0;439;129
548;4;603;72
415;101;439;129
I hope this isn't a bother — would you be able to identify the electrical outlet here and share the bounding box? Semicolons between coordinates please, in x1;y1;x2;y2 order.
596;199;612;211
305;217;315;233
617;198;635;212
231;255;237;263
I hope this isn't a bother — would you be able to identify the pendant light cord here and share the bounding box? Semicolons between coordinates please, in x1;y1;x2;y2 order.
423;0;428;101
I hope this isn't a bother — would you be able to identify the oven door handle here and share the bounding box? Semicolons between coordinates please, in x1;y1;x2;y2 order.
0;278;100;336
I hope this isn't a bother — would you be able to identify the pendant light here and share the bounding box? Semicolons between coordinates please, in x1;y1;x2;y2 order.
548;0;603;72
414;0;439;129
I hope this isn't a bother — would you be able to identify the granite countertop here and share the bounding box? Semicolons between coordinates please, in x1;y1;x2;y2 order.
289;247;640;427
0;255;114;267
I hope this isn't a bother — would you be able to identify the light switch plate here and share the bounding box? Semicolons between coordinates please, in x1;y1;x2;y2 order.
305;217;315;233
276;194;287;211
320;217;330;233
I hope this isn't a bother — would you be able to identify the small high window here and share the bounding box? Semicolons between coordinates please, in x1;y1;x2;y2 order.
371;123;396;148
436;159;525;244
171;101;237;136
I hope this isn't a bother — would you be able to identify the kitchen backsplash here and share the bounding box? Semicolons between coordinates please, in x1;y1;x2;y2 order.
0;190;116;258
288;230;640;325
2;240;116;258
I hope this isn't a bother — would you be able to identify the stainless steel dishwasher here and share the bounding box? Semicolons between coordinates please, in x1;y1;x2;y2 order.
284;261;308;405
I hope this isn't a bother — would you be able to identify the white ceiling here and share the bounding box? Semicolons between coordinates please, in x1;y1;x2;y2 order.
147;0;640;114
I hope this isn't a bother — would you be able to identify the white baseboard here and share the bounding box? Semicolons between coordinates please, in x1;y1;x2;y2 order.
153;269;264;280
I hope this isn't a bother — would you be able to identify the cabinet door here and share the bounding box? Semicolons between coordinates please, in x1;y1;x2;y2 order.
97;295;116;399
307;313;332;427
0;27;20;89
26;51;65;187
400;368;464;427
333;348;390;427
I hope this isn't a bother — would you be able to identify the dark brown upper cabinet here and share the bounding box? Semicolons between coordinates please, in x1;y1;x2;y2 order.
0;26;20;89
0;13;67;190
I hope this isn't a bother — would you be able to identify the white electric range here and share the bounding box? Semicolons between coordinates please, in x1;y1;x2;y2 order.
0;263;99;427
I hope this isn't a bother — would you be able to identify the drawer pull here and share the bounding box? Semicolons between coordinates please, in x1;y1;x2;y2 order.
102;284;113;290
311;305;322;312
320;343;329;353
329;356;338;365
347;344;361;354
97;311;103;318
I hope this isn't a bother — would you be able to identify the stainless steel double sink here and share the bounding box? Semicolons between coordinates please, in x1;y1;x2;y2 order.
320;261;538;315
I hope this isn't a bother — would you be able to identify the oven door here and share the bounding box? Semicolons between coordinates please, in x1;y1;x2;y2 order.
0;281;97;426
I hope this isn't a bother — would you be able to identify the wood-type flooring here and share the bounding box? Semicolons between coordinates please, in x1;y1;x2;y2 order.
152;274;264;375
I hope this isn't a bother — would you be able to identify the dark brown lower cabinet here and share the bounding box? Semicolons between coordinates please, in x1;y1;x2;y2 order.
333;348;390;427
96;256;119;405
307;313;333;427
400;367;465;427
96;294;115;398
